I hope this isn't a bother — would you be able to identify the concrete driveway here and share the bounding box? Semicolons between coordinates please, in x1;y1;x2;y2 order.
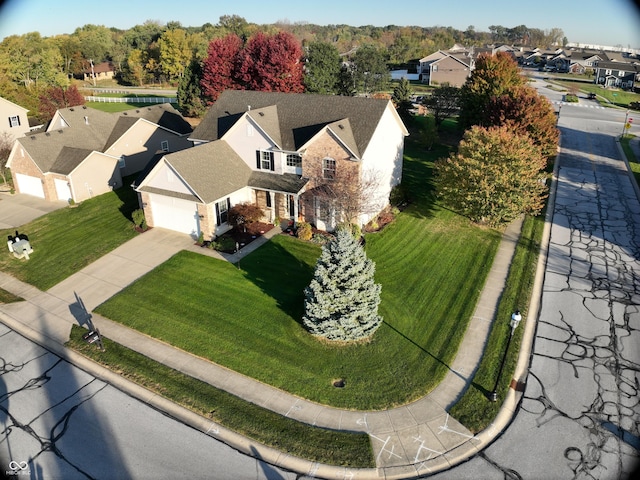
0;192;67;229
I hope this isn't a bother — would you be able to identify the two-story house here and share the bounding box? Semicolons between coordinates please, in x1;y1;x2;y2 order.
135;90;408;239
7;103;192;202
594;60;640;90
418;50;474;87
0;96;30;141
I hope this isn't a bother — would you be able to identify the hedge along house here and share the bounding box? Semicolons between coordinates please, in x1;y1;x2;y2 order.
135;90;408;240
6;104;192;203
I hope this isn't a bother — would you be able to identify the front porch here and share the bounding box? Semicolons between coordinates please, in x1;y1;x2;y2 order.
250;171;308;225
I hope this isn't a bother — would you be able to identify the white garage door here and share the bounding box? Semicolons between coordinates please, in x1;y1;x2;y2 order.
54;178;72;201
15;173;45;198
149;194;199;236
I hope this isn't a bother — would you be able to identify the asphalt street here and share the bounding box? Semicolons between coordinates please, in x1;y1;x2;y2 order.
430;78;640;479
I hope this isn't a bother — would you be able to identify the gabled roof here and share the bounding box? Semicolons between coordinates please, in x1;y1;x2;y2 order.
191;90;391;156
0;96;29;113
19;104;192;174
49;146;95;175
246;105;282;148
142;140;252;204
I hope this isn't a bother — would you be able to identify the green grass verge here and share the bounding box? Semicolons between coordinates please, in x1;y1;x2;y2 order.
66;324;374;467
95;135;501;410
0;183;139;290
0;287;22;303
450;211;546;432
554;79;640;107
620;134;640;188
86;102;176;113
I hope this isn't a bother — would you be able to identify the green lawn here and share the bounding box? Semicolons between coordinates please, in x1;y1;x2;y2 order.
620;134;640;187
96;137;501;409
66;325;374;467
554;79;640;107
0;184;139;290
86;101;175;113
450;211;546;432
0;287;22;303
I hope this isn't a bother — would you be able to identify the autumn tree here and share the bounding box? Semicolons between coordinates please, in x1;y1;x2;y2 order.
38;85;85;121
200;34;243;103
423;83;461;127
158;28;193;81
485;85;559;162
303;228;382;342
434;125;548;227
304;41;341;94
458;52;525;129
236;31;304;93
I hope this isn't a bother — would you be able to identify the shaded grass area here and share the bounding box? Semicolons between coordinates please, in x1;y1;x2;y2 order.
620;134;640;188
450;211;546;432
86;101;175;113
0;183;139;290
66;325;374;467
0;287;22;304
96;133;501;409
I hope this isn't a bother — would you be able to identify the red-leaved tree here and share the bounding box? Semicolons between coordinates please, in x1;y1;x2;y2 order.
236;31;304;93
200;31;304;103
38;85;86;121
200;34;243;103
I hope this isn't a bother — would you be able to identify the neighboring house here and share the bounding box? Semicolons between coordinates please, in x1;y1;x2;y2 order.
135;90;408;239
80;61;116;82
7;104;192;202
418;50;474;87
0;96;30;140
593;60;640;90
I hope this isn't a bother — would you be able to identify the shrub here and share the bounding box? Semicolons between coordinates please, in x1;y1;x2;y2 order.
212;236;237;252
336;222;361;239
296;222;313;241
389;184;409;207
228;203;264;229
132;209;147;230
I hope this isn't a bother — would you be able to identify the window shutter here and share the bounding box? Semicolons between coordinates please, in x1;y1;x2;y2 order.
8;117;11;128
215;203;221;226
256;151;261;169
269;152;274;171
17;116;20;126
227;198;231;211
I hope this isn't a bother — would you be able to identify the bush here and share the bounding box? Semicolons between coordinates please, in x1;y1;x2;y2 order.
296;222;312;241
336;222;361;239
132;209;147;230
212;236;237;252
630;101;640;111
228;203;264;229
389;184;409;207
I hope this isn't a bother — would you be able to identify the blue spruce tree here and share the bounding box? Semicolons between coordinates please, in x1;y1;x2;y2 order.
303;228;382;341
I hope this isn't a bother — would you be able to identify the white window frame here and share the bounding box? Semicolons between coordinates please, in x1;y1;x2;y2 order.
9;115;20;128
257;150;274;171
322;157;336;180
118;155;126;169
286;153;302;167
216;198;230;225
161;140;169;152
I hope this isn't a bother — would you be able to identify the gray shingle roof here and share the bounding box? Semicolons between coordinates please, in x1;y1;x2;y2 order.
49;146;94;175
159;140;252;204
190;90;390;156
248;172;308;194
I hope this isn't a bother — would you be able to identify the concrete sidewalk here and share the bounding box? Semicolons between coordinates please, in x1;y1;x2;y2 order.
0;218;525;479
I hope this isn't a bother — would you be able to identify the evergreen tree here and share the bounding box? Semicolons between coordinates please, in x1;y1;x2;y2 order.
303;229;382;342
177;59;206;118
391;77;413;123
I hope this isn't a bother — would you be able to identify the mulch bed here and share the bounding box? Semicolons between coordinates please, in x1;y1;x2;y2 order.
229;222;274;246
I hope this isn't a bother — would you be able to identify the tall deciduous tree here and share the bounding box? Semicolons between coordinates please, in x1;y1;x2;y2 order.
38;85;85;121
304;41;341;94
200;34;243;103
485;85;559;162
423;83;461;127
158;28;192;81
236;31;304;93
303;228;382;342
434;125;548;227
458;52;525;129
351;44;389;95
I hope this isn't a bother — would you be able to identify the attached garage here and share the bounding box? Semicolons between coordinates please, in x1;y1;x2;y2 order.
54;179;72;202
149;194;200;236
15;173;45;198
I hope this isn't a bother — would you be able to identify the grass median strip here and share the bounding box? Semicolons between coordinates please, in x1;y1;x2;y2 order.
66;324;374;467
450;211;546;432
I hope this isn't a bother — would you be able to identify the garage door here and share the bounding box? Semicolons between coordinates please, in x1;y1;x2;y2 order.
54;179;72;201
149;194;199;236
15;173;45;198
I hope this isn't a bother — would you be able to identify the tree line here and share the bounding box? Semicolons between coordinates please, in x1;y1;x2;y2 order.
0;15;565;121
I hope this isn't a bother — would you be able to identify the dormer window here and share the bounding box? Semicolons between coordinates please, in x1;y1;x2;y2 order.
256;150;274;171
286;154;302;167
322;157;336;180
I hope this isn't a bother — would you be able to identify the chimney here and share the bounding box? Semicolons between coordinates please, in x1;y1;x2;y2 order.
84;116;89;125
247;105;251;111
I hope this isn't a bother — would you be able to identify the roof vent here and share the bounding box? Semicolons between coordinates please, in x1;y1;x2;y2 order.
258;111;264;116
338;124;344;129
69;108;74;112
247;105;251;111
